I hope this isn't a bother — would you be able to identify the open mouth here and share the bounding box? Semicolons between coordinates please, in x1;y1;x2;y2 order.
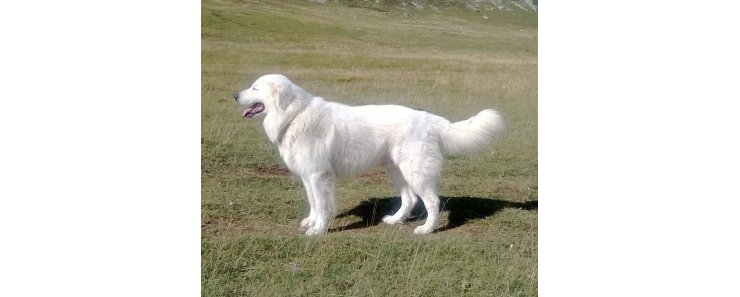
242;103;265;118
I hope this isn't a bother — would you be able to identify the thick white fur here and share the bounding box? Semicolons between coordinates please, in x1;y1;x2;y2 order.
235;74;504;235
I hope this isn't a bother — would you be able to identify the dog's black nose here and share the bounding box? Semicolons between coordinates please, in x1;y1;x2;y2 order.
233;93;239;101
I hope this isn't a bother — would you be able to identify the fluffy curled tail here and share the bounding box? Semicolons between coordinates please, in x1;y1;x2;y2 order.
439;109;505;156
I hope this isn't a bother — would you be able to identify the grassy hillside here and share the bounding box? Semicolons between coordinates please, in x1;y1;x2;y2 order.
202;0;537;295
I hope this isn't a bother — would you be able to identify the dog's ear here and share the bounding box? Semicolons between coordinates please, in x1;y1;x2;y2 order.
271;81;295;111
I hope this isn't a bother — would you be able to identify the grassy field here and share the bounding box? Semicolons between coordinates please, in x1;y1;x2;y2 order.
202;0;537;295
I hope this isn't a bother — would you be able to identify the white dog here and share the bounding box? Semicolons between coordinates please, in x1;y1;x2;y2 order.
234;74;504;235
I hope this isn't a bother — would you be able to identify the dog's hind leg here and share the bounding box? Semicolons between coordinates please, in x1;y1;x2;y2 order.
305;170;337;236
382;166;418;225
412;187;440;235
397;147;443;235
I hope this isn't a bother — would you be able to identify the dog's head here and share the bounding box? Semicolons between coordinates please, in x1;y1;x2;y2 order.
234;74;302;119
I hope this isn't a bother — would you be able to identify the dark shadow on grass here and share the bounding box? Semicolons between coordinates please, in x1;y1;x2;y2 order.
329;196;538;233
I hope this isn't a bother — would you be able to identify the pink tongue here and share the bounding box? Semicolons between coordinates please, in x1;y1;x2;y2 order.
242;104;262;118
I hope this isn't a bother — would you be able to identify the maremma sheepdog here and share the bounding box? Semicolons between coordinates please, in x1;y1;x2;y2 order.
234;74;504;235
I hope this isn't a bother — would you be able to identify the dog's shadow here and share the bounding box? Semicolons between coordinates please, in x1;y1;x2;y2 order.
330;196;538;233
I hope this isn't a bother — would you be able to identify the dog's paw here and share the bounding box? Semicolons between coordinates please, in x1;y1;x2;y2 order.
305;225;328;236
300;216;316;229
382;215;403;225
413;225;433;235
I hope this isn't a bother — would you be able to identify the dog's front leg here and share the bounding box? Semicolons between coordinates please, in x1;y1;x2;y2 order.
304;170;336;236
299;177;317;230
